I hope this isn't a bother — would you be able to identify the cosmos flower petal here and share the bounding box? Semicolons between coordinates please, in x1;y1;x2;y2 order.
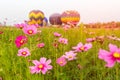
29;66;36;74
32;60;40;65
72;46;77;49
109;44;118;52
98;49;110;60
54;32;61;37
105;61;115;68
41;68;47;74
36;69;41;74
77;42;83;47
47;65;53;69
17;53;22;56
40;57;47;64
84;43;92;50
46;59;51;65
104;56;115;64
116;59;120;63
86;38;95;43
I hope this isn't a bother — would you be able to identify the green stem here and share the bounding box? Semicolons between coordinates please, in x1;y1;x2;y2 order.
116;63;118;80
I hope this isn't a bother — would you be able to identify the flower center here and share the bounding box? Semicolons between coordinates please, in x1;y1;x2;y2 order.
20;26;23;29
60;61;63;64
39;45;43;48
53;43;58;47
61;40;65;43
22;51;27;55
28;30;33;34
113;52;120;58
38;64;43;69
20;40;24;44
69;55;72;58
80;46;84;51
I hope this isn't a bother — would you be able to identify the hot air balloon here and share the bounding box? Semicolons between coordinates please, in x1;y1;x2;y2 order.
61;10;80;26
28;10;44;25
40;17;48;26
49;13;62;25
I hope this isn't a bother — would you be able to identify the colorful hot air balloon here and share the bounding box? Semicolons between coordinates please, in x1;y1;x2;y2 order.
40;17;48;26
49;13;62;25
28;10;44;25
61;10;80;26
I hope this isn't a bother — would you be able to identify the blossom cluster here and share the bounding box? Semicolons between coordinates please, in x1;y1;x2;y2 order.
14;23;94;75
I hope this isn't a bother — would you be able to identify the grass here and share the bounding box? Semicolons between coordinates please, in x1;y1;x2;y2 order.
0;26;120;80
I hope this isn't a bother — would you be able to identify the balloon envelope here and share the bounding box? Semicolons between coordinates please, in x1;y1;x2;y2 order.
28;10;44;25
49;13;62;25
61;10;80;25
40;17;48;26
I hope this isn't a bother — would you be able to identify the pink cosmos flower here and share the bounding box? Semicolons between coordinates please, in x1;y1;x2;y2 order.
58;37;68;44
17;47;30;57
86;38;96;43
15;35;27;48
106;35;120;41
53;42;58;48
63;51;77;61
96;36;105;44
56;57;67;66
23;25;37;35
37;43;45;48
54;32;61;37
29;57;53;74
14;23;27;29
72;42;92;52
63;24;71;31
98;44;120;68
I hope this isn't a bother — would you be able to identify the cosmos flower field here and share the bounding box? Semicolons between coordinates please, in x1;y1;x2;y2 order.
0;25;120;80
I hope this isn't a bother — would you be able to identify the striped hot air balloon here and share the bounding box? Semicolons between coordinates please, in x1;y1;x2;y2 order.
28;10;45;25
61;10;80;26
40;17;48;26
49;13;62;25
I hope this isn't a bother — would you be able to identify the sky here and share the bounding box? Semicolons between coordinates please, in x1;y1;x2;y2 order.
0;0;120;25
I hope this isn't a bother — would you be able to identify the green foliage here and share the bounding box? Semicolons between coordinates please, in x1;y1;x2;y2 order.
0;26;120;80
